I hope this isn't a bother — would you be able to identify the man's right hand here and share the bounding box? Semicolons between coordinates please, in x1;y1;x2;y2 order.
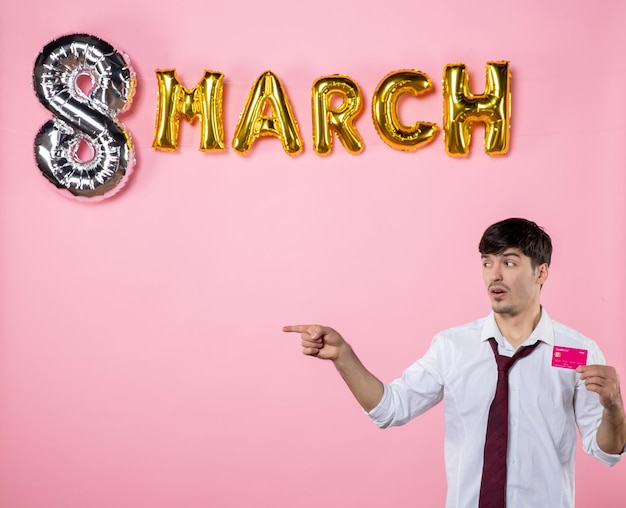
282;324;384;412
282;324;346;361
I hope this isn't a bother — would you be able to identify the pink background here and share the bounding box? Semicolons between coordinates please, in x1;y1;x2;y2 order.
1;1;625;506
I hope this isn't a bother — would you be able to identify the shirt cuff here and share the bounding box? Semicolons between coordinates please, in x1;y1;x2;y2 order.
593;437;626;467
364;384;393;429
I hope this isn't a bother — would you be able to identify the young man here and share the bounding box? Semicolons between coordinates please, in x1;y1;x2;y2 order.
283;218;625;508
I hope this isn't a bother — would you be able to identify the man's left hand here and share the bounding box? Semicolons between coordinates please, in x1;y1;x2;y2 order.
577;364;623;410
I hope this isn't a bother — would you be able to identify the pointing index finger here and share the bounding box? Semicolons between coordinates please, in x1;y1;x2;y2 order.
282;324;324;338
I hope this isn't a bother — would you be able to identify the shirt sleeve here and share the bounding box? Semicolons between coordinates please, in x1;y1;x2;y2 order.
367;334;445;429
575;342;625;466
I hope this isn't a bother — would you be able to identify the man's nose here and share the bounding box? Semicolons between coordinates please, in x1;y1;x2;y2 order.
488;265;503;281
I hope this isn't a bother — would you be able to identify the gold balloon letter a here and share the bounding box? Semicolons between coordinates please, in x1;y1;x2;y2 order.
311;75;364;155
233;71;303;156
152;70;225;152
443;62;511;157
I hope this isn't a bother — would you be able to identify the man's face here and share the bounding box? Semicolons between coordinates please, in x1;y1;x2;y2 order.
481;248;548;316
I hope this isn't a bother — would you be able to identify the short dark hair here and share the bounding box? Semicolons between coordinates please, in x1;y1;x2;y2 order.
479;218;552;268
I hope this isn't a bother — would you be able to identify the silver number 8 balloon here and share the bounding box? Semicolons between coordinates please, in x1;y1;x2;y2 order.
33;34;136;201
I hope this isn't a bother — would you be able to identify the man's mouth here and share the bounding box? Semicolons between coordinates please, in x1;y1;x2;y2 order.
490;285;508;297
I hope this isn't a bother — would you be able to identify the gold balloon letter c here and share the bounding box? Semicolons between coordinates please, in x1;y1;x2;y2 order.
372;70;438;151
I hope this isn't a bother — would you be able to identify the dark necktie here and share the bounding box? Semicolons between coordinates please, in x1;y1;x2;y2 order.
478;337;540;508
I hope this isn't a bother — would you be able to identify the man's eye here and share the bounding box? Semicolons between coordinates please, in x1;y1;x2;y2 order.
505;261;515;267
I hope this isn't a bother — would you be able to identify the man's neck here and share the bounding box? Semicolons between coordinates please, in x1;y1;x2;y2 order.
494;305;542;349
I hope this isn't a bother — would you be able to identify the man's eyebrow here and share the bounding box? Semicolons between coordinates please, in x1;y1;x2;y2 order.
481;251;521;259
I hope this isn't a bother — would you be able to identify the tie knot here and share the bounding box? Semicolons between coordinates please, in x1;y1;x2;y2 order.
488;337;540;373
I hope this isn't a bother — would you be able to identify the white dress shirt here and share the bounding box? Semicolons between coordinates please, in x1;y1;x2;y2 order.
368;310;623;508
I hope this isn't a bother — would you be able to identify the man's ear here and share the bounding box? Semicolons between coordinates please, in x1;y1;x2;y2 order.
536;263;549;285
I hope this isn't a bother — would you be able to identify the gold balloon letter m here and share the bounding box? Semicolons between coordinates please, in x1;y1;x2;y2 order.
152;70;225;152
443;62;511;157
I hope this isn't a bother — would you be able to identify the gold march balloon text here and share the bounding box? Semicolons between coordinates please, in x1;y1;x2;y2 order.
153;64;511;158
33;34;511;201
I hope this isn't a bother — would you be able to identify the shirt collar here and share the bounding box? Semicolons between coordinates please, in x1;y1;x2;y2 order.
480;307;555;347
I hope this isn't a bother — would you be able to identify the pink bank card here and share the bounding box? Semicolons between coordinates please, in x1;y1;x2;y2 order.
552;346;588;369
